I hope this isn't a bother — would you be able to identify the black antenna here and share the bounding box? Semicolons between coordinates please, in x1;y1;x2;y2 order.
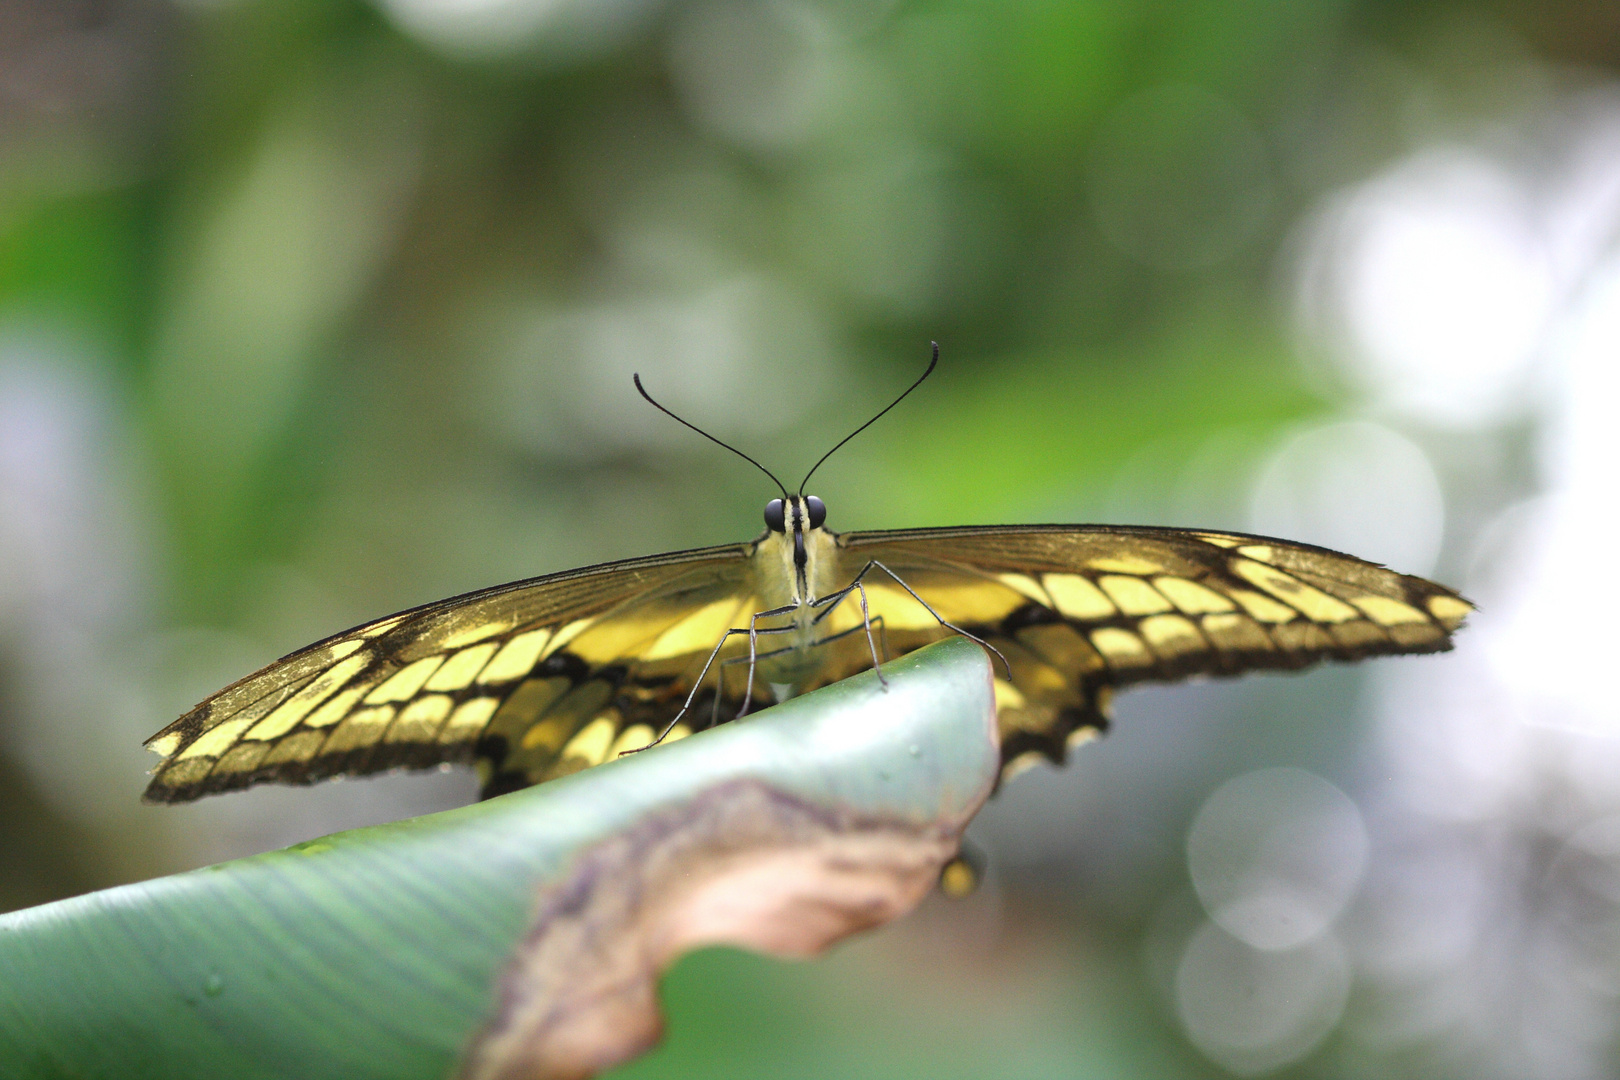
634;374;790;500
798;341;938;496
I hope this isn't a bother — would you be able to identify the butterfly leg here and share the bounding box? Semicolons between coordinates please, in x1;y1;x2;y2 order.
853;580;887;682
846;559;1013;677
805;615;889;660
713;621;796;727
624;611;793;756
632;628;741;753
739;605;799;720
716;614;889;699
809;580;888;687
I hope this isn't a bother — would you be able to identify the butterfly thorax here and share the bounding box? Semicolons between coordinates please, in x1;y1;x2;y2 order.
748;495;842;686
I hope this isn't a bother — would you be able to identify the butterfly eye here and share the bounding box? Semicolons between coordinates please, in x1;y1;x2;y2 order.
764;498;786;532
805;495;826;529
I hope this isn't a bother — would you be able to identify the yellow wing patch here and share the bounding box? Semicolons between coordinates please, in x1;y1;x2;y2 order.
1153;576;1235;614
479;629;553;685
1043;574;1116;620
1427;594;1472;629
1230;558;1359;623
366;657;444;704
1097;575;1174;616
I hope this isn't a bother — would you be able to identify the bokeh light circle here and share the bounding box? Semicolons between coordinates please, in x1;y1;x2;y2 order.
1176;922;1353;1076
1187;767;1369;951
1299;149;1553;428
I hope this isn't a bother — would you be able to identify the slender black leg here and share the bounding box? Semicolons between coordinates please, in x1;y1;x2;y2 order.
740;604;797;720
625;613;792;755
628;626;750;753
868;559;1012;676
716;616;889;695
851;579;888;686
712;622;795;727
807;576;887;686
821;559;1012;677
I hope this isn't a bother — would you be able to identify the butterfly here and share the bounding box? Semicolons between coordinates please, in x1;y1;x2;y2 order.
142;348;1472;804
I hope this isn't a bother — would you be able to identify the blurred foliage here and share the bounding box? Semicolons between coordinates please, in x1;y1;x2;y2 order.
0;0;1611;1076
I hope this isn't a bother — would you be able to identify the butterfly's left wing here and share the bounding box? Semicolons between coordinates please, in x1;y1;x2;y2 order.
142;542;764;803
804;525;1471;780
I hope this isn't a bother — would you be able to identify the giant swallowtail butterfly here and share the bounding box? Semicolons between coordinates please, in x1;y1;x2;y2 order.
143;349;1470;803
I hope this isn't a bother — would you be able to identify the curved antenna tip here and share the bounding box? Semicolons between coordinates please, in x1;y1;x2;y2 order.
632;371;789;499
798;341;940;495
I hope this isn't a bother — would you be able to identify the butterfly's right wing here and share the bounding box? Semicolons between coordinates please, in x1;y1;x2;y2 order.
142;542;763;803
821;524;1471;778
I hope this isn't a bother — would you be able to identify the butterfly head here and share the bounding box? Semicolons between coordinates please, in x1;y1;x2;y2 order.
765;494;826;572
764;495;825;534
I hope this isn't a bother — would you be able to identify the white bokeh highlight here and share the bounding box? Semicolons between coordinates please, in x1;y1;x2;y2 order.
1476;254;1620;737
1299;149;1554;428
1173;768;1366;1074
1301;90;1620;1080
0;333;154;824
1187;767;1369;952
376;0;662;61
1176;922;1353;1076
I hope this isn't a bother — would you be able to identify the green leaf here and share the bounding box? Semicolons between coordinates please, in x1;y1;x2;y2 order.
0;638;997;1080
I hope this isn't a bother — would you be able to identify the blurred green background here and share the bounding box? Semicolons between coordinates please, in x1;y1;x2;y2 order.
5;1;1620;1077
